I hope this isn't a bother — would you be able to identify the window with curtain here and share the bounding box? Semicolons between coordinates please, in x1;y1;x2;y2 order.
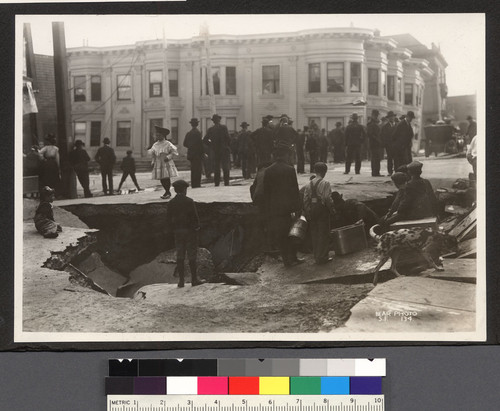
90;76;101;101
116;121;131;146
262;65;280;94
404;83;414;105
368;69;379;96
226;66;236;95
387;75;395;101
117;75;132;100
169;69;178;97
309;63;321;93
327;63;344;92
149;71;162;98
74;76;86;102
74;122;86;142
350;63;361;92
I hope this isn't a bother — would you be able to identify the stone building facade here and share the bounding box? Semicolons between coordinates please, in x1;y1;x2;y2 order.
67;27;439;159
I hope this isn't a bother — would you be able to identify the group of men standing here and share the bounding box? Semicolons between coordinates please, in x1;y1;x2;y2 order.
182;109;419;189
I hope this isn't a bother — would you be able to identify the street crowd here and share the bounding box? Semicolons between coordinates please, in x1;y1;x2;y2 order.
27;111;478;288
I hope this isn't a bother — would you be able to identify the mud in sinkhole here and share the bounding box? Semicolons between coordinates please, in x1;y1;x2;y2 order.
44;197;394;298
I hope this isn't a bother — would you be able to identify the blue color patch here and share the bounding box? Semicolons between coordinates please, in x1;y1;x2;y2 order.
320;377;350;394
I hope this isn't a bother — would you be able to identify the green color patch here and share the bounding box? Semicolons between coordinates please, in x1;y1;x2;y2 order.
290;377;322;394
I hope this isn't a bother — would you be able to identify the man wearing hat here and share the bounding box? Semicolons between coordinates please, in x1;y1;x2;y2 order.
295;126;307;173
392;110;415;170
166;179;204;288
183;118;204;188
69;139;92;197
367;109;384;176
466;115;477;145
344;113;366;174
383;161;438;226
381;111;397;175
237;121;254;179
329;122;345;163
251;116;275;168
95;137;116;195
262;145;304;267
273;114;298;164
203;114;231;186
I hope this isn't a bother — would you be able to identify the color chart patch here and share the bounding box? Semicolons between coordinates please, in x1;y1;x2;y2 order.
106;359;385;396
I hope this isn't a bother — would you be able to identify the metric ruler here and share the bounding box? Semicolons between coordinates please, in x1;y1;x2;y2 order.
107;395;384;411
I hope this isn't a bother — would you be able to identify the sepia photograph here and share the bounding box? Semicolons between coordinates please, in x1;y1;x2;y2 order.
15;13;485;344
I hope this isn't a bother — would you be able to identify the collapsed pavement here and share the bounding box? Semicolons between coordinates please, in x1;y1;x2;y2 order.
21;165;478;335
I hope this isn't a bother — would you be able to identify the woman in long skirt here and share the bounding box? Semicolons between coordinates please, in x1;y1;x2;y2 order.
39;134;61;193
148;126;178;199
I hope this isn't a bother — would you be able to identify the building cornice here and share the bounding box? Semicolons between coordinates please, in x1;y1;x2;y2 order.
68;27;375;57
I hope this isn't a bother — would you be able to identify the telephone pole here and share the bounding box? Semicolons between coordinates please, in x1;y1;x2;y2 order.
52;22;76;198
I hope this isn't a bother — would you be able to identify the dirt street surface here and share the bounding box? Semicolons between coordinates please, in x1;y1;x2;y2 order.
20;156;476;337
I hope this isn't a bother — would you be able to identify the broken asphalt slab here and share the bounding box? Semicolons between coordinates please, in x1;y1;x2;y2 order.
335;275;476;334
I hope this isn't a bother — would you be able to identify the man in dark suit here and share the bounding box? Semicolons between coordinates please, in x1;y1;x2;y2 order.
203;114;231;186
367;109;383;176
95;137;116;195
466;115;477;145
381;111;397;175
183;118;204;188
166;179;204;288
344;113;366;174
237;121;253;179
251;116;275;168
295;127;306;174
392;110;416;171
329;122;345;163
262;145;304;267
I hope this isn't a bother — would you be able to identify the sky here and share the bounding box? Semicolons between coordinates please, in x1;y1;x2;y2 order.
20;14;485;97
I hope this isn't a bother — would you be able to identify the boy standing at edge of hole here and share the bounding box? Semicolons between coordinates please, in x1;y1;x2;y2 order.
166;179;205;288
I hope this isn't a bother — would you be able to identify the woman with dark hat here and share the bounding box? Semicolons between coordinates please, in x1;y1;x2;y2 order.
148;125;178;199
69;139;92;198
34;186;62;238
39;133;61;193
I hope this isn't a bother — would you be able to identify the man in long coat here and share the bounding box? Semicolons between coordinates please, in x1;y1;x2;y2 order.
344;113;366;174
237;121;253;179
392;110;415;170
203;114;231;186
183;118;204;188
367;109;383;177
251;117;275;168
95;137;116;195
381;111;397;175
295;127;306;174
262;145;304;267
329;122;345;163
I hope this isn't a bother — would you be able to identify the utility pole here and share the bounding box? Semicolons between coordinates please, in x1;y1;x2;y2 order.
23;23;42;151
200;23;216;117
52;22;76;199
162;28;172;132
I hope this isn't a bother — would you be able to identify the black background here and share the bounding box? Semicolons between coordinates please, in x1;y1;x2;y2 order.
1;1;499;410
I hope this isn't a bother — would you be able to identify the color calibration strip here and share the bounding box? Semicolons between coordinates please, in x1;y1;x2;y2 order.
106;359;385;396
109;358;386;377
106;376;382;395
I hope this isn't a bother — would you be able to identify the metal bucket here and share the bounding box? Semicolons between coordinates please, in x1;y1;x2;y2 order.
289;215;308;241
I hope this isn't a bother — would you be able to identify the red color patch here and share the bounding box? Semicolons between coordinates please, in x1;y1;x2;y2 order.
228;377;260;394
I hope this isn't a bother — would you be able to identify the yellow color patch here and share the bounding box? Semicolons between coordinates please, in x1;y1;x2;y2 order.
259;377;290;395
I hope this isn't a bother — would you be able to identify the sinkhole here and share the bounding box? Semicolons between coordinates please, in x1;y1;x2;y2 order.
46;196;394;298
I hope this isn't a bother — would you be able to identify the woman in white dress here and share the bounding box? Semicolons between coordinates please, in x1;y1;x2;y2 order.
148;126;179;199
